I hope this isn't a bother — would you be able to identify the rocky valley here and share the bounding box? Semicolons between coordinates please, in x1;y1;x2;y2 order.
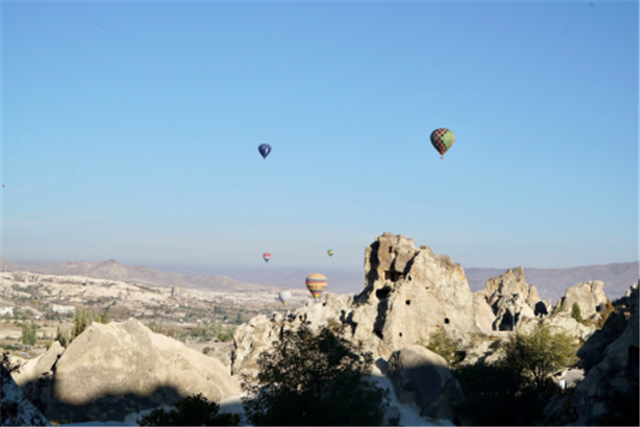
1;233;638;426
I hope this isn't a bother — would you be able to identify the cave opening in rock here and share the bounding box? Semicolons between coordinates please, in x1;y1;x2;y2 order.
384;270;405;282
376;288;391;300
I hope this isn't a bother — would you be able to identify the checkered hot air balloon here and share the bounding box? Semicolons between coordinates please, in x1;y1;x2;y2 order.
430;128;455;159
305;273;327;300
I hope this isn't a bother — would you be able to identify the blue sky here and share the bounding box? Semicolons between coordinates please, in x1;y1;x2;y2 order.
1;1;638;277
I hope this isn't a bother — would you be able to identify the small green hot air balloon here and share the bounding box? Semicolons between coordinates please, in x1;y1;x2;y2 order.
327;249;334;257
430;128;455;159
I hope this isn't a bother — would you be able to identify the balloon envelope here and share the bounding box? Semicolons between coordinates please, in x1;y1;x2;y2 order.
327;249;334;257
430;128;455;157
278;291;292;306
263;253;271;263
305;273;327;299
258;144;272;159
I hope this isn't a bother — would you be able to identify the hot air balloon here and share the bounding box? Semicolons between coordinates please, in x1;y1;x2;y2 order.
263;253;271;263
430;128;455;159
327;249;334;257
258;144;272;160
278;290;292;306
305;273;327;300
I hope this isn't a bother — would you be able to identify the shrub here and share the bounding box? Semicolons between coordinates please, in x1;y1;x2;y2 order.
242;324;392;426
571;303;583;324
425;329;466;367
137;393;240;426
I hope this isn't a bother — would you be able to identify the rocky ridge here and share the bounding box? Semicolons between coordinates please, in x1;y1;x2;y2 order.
232;233;632;423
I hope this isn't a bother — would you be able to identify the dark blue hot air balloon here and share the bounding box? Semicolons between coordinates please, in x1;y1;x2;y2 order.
258;144;271;160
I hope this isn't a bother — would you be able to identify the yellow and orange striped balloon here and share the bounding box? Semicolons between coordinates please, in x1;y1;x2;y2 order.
305;273;327;299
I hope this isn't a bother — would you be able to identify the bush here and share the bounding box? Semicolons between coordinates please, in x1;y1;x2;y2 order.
571;302;583;324
137;393;240;426
242;324;392;426
425;329;466;367
217;331;234;342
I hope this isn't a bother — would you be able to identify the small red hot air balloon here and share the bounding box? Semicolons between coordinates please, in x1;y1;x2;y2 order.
263;253;271;263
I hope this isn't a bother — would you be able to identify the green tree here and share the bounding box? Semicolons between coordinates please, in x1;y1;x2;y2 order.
56;326;71;348
96;309;111;324
500;322;578;390
21;321;37;346
242;324;392;426
571;302;584;324
137;393;240;426
71;308;93;341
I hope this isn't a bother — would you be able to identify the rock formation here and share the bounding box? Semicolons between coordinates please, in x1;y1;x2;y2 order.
232;233;499;422
386;345;464;422
18;318;240;423
558;280;608;321
234;233;494;375
569;283;639;425
477;267;545;331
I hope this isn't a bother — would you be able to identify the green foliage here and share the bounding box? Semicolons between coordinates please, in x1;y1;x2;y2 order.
137;393;240;426
425;329;466;367
217;331;234;342
56;326;71;348
571;302;583;324
96;309;111;324
500;322;578;390
242;324;391;426
71;309;94;341
21;321;37;346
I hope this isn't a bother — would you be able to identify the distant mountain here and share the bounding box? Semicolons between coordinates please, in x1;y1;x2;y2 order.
466;262;639;303
2;258;637;301
0;258;276;292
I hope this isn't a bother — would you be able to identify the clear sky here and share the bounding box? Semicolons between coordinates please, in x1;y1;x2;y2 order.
1;1;638;275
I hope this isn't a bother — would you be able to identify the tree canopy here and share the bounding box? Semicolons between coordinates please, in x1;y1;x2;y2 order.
241;324;392;426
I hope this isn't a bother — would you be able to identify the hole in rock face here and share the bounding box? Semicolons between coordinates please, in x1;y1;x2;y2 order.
389;246;393;253
444;318;450;324
384;270;405;282
399;332;403;337
376;288;391;300
406;300;411;306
